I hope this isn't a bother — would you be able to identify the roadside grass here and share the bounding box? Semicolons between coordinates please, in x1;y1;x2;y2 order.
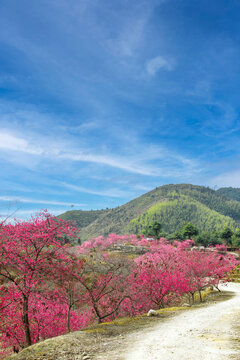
6;288;234;360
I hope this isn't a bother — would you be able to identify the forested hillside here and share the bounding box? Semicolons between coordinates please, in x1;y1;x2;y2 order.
128;197;236;235
217;187;240;202
59;184;240;241
58;209;109;228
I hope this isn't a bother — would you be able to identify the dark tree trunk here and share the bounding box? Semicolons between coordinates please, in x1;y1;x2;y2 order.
23;295;32;346
67;303;72;332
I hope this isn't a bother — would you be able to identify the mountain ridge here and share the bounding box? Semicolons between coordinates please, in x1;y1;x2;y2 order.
58;184;240;241
217;187;240;202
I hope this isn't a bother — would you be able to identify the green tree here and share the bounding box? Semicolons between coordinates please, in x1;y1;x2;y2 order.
143;221;162;238
220;227;233;246
232;228;240;247
180;222;199;239
195;231;221;247
194;232;210;246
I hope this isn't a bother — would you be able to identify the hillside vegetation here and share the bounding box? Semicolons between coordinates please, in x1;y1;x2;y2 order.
7;292;222;360
1;216;237;358
59;184;240;241
217;187;240;202
128;196;236;235
58;209;109;229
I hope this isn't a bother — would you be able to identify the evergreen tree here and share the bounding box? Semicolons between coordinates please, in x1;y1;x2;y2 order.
221;227;234;246
180;222;199;239
143;221;162;238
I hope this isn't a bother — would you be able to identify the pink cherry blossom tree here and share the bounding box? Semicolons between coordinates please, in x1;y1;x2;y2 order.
0;212;77;347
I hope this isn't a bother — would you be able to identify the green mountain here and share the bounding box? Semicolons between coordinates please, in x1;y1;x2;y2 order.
58;209;109;228
217;187;240;202
128;197;236;235
59;184;240;241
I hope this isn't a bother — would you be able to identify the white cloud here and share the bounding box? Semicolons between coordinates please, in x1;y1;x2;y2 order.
0;128;201;179
208;170;240;188
60;182;132;198
0;131;43;155
0;208;68;218
0;129;155;175
58;152;154;175
106;1;156;58
0;195;84;207
12;209;69;216
108;17;147;58
146;56;174;76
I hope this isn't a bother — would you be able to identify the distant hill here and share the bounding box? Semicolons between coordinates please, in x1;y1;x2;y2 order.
59;184;240;241
58;209;109;228
217;187;240;202
128;196;236;235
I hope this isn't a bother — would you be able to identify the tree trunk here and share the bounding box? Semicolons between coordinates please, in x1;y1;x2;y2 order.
199;290;202;302
191;292;195;303
23;295;32;346
67;303;73;332
67;306;71;332
92;303;102;324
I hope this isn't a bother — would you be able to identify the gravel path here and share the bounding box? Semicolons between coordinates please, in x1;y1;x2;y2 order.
125;283;240;360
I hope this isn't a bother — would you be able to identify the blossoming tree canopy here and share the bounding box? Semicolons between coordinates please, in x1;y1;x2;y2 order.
0;226;238;357
0;212;78;347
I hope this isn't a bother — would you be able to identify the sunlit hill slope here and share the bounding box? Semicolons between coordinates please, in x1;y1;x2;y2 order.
59;184;240;241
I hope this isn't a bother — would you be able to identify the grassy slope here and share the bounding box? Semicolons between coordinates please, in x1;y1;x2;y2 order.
67;184;240;241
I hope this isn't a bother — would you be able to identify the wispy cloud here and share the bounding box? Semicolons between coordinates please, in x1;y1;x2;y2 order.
107;18;147;58
15;209;69;216
0;127;200;179
0;129;153;175
0;196;84;207
146;56;174;76
1;0;239;220
0;208;68;218
60;182;132;198
58;152;155;176
0;131;43;155
208;169;240;188
106;1;157;58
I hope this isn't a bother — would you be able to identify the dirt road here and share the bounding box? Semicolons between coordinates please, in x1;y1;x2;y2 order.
124;283;240;360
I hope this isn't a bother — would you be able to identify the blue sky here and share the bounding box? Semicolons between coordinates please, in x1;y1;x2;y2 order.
1;0;240;220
